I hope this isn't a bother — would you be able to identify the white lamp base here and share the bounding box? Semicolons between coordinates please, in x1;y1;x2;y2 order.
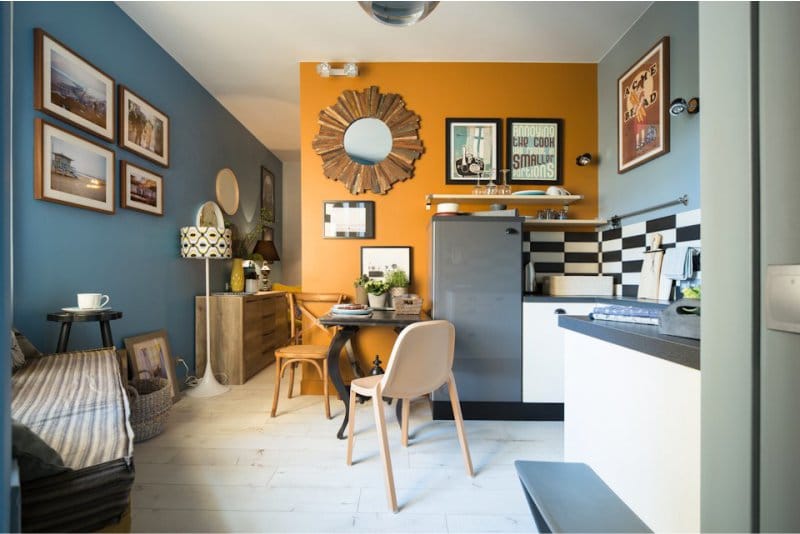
186;363;230;398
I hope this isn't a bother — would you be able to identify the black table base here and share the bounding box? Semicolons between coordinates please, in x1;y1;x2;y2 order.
46;310;123;352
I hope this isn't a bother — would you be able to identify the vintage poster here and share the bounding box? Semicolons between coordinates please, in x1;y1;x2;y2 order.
506;118;562;184
618;37;670;173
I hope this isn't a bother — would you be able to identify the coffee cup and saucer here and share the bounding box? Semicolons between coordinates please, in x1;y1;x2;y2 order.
63;293;111;313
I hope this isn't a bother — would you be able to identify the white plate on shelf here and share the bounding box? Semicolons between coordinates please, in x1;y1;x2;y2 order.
511;190;546;196
62;306;112;313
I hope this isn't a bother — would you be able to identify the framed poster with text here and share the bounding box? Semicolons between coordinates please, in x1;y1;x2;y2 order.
618;37;670;174
506;118;563;184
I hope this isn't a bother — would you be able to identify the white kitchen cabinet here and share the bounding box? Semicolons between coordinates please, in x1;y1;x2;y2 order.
522;301;596;402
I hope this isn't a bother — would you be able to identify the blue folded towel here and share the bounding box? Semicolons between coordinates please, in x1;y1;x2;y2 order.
663;247;696;280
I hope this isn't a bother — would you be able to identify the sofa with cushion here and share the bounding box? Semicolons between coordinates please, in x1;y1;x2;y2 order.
10;331;135;532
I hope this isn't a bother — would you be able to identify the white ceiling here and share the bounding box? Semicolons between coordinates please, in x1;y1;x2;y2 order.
119;1;651;163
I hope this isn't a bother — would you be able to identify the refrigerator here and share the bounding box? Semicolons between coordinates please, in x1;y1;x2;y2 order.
430;215;523;413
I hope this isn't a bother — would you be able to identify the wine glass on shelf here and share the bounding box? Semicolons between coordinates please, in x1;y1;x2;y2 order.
485;169;497;195
498;169;511;195
471;171;485;195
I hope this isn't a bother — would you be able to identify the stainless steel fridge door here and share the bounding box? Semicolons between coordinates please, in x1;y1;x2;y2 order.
431;217;523;402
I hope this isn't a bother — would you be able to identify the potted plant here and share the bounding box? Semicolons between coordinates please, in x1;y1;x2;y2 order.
364;279;390;309
353;274;369;305
384;268;410;308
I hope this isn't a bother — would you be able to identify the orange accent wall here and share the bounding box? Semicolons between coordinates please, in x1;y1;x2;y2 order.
299;62;597;388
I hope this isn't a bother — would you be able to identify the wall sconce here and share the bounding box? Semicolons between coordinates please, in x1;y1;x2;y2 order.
669;97;700;116
316;62;359;78
575;153;593;166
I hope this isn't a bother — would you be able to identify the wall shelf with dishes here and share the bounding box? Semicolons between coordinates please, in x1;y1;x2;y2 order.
522;217;608;229
424;193;583;210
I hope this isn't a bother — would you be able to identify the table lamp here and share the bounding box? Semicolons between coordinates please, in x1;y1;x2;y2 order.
180;201;232;397
253;239;280;290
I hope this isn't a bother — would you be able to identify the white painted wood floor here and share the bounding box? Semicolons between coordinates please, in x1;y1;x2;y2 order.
131;364;562;533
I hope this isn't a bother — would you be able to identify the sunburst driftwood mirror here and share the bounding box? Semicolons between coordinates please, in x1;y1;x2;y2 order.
312;86;423;195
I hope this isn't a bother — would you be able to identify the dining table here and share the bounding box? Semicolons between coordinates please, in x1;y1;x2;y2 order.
319;309;431;439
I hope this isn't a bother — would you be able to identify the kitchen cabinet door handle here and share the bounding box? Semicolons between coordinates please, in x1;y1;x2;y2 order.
505;228;519;235
554;308;566;314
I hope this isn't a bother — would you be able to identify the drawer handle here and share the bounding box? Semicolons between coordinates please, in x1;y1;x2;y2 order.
554;308;566;315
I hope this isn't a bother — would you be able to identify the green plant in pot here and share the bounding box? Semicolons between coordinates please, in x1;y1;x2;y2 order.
364;279;390;309
353;274;369;305
384;268;410;308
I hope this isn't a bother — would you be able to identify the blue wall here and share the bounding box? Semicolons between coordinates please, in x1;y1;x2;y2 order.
597;2;699;224
2;2;13;528
11;3;282;375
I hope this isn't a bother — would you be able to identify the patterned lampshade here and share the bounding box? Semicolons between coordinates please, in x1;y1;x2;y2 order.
180;226;232;259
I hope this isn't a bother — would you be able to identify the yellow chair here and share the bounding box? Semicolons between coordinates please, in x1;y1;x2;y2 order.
346;320;473;512
270;292;345;418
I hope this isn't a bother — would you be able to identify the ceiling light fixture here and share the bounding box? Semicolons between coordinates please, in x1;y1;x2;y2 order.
669;97;700;116
358;1;439;27
316;62;359;78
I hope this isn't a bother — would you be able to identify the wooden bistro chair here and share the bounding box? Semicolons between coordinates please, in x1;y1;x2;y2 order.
346;320;474;512
270;292;344;419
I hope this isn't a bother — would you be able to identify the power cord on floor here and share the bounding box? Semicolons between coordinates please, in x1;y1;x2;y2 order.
176;358;230;389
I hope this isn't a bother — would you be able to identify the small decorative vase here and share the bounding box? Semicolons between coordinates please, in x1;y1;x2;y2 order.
368;292;387;309
355;286;368;306
230;258;245;293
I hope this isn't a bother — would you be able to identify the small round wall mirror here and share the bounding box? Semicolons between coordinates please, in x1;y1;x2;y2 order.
215;168;239;215
312;85;423;195
344;118;392;165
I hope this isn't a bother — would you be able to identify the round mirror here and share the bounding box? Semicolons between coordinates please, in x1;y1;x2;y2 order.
344;118;392;165
215;168;239;215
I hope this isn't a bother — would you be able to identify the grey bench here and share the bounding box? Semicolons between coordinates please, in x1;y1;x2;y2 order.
514;461;652;533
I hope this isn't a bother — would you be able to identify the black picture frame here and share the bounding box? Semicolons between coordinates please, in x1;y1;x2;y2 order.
445;118;502;185
361;246;412;282
323;200;375;239
506;118;563;185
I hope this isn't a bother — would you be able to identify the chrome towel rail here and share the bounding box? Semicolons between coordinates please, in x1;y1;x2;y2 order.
609;195;689;229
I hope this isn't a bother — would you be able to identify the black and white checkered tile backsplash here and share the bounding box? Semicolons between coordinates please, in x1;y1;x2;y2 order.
523;208;701;297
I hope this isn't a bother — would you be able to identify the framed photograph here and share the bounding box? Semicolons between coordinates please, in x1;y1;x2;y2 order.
119;85;170;167
323;201;375;239
618;37;670;174
261;166;275;240
34;28;115;142
506;118;563;185
124;329;180;403
120;161;163;216
361;246;412;282
34;118;115;214
445;118;502;184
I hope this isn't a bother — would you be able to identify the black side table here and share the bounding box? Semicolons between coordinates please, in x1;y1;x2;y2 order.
46;310;123;352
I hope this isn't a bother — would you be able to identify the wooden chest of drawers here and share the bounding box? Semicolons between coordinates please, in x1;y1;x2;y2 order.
195;291;289;385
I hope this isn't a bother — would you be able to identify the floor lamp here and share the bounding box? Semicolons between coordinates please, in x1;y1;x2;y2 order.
180;223;232;398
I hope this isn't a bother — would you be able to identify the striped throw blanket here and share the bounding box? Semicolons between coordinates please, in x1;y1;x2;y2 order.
11;348;134;470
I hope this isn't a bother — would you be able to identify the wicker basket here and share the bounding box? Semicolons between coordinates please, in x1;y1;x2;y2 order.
126;375;171;442
394;294;423;315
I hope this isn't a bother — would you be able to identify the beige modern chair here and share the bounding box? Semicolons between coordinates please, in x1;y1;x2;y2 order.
346;320;473;512
270;292;344;419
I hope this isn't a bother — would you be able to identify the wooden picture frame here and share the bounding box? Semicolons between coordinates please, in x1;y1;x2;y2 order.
119;85;170;167
34;28;115;142
34;118;115;214
445;118;502;185
506;118;563;185
618;37;670;173
124;329;180;403
120;160;163;216
361;246;412;282
261;166;275;240
323;201;375;239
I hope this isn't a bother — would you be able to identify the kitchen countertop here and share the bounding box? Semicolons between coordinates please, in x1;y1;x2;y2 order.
558;315;700;370
524;294;671;307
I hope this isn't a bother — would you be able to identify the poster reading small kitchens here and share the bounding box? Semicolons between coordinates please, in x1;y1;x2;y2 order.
506;118;563;185
618;37;670;173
